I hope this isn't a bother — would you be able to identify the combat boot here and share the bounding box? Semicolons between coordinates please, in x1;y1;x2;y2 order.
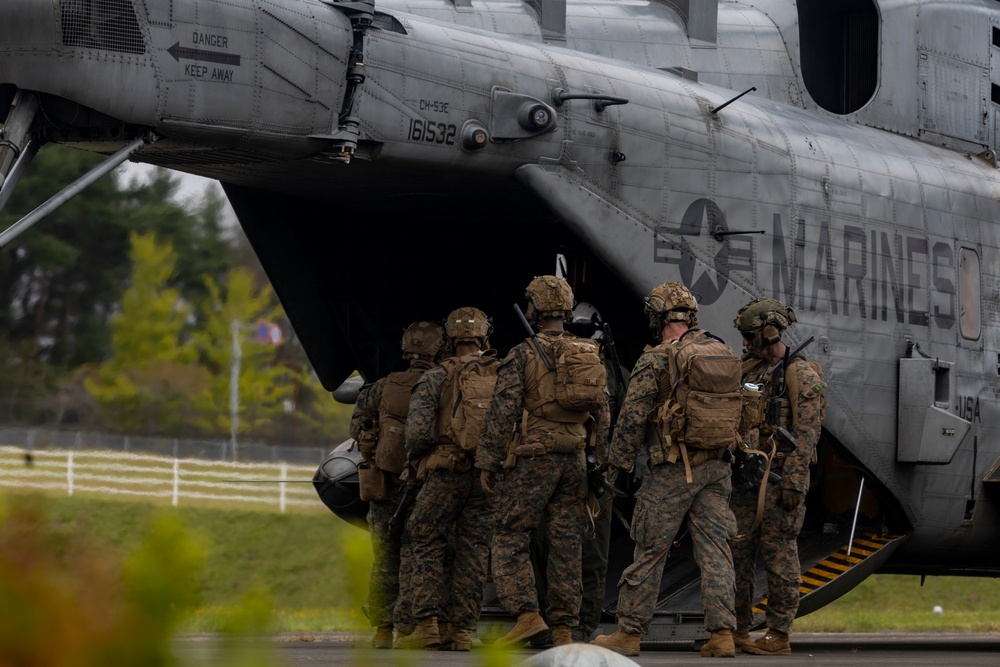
395;617;441;649
593;628;641;657
495;611;549;647
441;628;472;651
551;626;573;647
743;629;791;655
699;629;735;657
371;626;393;649
733;628;754;652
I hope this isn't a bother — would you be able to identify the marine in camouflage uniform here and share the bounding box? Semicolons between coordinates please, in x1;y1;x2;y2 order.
566;305;630;642
396;307;498;651
477;276;610;649
730;298;827;656
348;321;446;648
595;282;737;658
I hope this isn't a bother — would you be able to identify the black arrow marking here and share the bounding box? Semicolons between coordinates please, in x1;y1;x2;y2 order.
167;42;241;66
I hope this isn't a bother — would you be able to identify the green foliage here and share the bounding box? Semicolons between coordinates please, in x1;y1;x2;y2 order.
36;493;356;611
84;233;208;433
295;369;356;444
0;148;234;382
189;267;294;437
0;147;345;444
0;493;207;666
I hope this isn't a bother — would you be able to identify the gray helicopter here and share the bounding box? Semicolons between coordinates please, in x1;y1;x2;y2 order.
2;0;999;642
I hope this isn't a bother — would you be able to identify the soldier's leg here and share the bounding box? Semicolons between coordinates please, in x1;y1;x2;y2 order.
530;512;550;618
445;469;497;632
576;496;613;641
729;487;762;631
614;464;689;634
543;454;587;629
492;458;558;615
406;469;466;622
687;459;737;632
367;484;405;630
758;483;806;634
394;523;416;634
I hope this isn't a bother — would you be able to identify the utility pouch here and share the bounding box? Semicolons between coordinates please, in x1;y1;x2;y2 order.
358;424;379;461
358;460;388;502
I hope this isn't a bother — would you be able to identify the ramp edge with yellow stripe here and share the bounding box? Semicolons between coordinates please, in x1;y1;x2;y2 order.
752;531;909;627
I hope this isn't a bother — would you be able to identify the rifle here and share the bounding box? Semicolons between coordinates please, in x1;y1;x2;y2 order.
387;483;420;539
513;303;555;371
774;427;798;453
586;453;623;499
600;321;627;394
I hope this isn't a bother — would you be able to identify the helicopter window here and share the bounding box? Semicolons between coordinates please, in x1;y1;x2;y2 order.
797;0;879;115
958;247;981;341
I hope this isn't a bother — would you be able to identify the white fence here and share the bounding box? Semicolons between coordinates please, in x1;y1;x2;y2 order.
0;445;328;513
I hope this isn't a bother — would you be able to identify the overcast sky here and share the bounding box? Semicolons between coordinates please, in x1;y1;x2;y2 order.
116;162;238;226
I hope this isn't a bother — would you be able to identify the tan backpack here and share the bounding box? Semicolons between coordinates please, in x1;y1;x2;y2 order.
529;333;607;414
374;368;424;474
440;355;499;451
656;330;742;450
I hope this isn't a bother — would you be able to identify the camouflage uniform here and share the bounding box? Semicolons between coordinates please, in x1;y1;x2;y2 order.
607;331;738;636
731;354;826;634
349;379;415;633
403;357;497;635
478;332;610;630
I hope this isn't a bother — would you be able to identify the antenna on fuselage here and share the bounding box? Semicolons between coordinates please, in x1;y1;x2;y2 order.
710;86;757;116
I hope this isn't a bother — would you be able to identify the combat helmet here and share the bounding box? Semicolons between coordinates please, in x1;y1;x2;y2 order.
445;306;492;347
567;301;603;339
734;298;796;346
644;281;699;333
524;275;574;321
401;321;446;361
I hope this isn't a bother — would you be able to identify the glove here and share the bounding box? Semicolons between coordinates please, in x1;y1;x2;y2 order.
781;488;803;512
481;469;497;495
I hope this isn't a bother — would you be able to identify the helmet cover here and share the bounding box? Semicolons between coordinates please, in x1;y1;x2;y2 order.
401;321;446;360
524;275;574;321
445;307;492;345
734;298;796;346
644;282;699;330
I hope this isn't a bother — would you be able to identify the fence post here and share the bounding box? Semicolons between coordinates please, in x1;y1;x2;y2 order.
280;462;287;513
67;451;74;496
172;458;180;507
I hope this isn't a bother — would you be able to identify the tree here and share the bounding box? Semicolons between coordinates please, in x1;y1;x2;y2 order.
0;147;234;391
189;267;295;439
83;233;209;434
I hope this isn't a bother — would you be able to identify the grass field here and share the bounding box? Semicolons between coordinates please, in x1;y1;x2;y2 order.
4;490;1000;634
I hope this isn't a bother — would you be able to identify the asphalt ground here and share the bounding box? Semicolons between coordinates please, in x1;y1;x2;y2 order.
173;632;1000;666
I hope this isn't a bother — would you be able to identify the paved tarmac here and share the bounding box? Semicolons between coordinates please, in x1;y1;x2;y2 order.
174;631;1000;666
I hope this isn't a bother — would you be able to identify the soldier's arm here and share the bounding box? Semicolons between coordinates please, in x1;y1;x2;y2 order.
348;381;380;440
476;347;526;472
782;360;827;494
608;355;659;472
404;367;445;462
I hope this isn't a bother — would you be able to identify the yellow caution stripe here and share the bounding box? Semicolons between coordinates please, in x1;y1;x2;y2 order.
752;533;901;615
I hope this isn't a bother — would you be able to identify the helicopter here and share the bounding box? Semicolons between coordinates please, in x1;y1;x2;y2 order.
2;0;999;641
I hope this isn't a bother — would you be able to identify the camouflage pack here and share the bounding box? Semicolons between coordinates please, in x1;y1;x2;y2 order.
655;330;742;450
374;367;425;473
528;332;607;415
438;354;499;451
